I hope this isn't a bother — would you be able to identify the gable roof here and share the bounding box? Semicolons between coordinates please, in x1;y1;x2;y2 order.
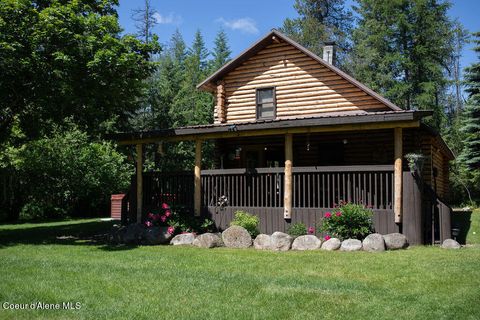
197;29;402;112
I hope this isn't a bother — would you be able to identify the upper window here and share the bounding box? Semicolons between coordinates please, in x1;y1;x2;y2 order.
256;87;276;120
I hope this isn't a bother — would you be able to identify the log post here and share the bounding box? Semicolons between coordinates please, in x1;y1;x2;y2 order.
136;144;143;223
194;139;202;216
394;128;403;223
284;133;293;219
215;81;226;123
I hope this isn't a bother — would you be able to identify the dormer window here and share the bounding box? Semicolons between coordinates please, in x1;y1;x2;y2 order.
256;87;276;120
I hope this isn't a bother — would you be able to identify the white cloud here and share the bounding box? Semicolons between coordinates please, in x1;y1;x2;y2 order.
153;12;182;25
216;17;259;34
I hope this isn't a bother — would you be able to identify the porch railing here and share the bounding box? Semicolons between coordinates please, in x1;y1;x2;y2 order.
201;165;394;210
141;165;394;211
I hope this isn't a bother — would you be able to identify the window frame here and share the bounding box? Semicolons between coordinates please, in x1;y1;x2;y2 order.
255;86;276;120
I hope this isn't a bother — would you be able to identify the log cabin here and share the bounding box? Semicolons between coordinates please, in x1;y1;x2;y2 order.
113;29;454;245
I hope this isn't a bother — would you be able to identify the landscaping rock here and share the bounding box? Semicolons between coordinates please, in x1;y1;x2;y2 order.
321;238;341;251
340;239;362;251
362;233;386;252
383;233;408;250
142;226;172;245
253;234;272;250
291;235;321;250
193;233;224;248
123;223;144;244
441;239;461;249
170;233;196;246
222;226;252;248
270;232;293;251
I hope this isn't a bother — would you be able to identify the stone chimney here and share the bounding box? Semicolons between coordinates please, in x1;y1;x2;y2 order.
322;41;336;65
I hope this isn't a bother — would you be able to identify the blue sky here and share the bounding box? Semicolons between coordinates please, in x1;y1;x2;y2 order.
117;0;479;71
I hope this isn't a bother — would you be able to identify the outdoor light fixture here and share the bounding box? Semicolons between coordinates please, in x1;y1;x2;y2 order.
343;139;348;144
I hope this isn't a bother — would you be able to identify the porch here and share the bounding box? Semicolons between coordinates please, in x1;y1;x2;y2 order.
123;165;450;245
113;111;452;245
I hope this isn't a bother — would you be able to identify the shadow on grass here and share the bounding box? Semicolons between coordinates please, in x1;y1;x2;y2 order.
0;219;137;251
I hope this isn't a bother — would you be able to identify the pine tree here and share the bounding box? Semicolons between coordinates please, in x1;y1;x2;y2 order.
351;0;456;129
210;29;231;73
460;32;480;170
281;0;352;67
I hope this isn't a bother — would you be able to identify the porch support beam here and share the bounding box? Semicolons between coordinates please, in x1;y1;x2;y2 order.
118;120;420;145
394;128;403;223
284;133;293;219
136;144;143;223
194;139;202;216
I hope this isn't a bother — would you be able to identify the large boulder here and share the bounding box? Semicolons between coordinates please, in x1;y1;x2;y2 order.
170;233;196;246
253;234;272;250
122;223;144;244
193;233;224;248
222;226;252;248
383;233;408;250
270;232;293;251
142;226;172;245
441;239;461;249
362;233;386;252
340;239;363;251
321;238;341;251
291;235;321;251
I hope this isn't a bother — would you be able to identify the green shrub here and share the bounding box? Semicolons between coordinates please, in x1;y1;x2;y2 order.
230;211;259;237
15;123;132;219
287;222;307;238
320;202;374;240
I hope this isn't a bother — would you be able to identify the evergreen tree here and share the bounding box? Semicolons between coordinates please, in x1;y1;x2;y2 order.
171;30;213;127
351;0;456;129
210;29;231;73
460;32;480;170
281;0;352;67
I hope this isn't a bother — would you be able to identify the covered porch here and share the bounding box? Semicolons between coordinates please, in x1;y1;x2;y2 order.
114;110;451;245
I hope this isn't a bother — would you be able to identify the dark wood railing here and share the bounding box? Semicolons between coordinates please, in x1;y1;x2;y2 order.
141;165;394;211
201;165;393;210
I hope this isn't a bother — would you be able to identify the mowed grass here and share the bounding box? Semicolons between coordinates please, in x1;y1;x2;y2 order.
0;212;479;320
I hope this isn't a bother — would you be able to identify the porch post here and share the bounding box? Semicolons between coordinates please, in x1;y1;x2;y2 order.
194;139;202;216
136;144;143;223
284;133;293;219
394;128;403;223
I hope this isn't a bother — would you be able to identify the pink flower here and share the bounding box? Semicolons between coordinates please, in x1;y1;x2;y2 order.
308;227;315;234
167;226;175;234
324;235;331;241
325;212;332;218
335;211;342;217
148;212;155;219
144;221;152;228
152;214;160;221
165;210;171;217
160;215;167;223
161;203;170;209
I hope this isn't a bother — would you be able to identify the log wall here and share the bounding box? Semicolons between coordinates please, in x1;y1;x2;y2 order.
220;42;390;122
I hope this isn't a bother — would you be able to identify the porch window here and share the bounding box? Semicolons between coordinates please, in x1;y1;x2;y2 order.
256;87;276;120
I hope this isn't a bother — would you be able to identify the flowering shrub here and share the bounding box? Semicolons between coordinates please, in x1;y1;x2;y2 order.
320;202;374;240
143;204;215;235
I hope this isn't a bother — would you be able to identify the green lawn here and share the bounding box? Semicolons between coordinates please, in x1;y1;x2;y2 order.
0;212;479;320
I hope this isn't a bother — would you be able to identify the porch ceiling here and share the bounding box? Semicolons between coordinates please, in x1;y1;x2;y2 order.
111;110;431;145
